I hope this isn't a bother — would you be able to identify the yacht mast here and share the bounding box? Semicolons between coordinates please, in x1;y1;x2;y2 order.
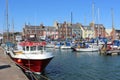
97;8;100;37
6;0;9;42
71;12;73;38
92;2;94;23
71;12;73;25
66;22;67;40
111;8;115;40
12;19;14;43
111;8;114;29
84;16;86;25
92;2;95;38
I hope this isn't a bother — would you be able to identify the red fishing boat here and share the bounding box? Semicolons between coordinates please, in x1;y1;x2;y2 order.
9;40;54;74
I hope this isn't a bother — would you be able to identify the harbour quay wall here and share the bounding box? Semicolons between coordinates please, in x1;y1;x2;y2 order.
0;47;29;80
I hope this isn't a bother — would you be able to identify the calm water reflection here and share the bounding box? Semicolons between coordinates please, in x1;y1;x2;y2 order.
36;48;120;80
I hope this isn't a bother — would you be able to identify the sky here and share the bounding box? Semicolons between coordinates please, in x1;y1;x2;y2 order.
0;0;120;33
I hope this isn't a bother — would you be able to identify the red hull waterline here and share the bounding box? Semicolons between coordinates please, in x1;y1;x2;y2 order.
13;58;53;74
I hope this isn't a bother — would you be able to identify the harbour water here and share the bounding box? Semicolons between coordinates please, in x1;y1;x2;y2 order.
32;48;120;80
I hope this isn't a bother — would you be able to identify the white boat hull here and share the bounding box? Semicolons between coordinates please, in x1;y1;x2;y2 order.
54;45;60;49
61;45;72;49
45;44;55;48
74;48;99;52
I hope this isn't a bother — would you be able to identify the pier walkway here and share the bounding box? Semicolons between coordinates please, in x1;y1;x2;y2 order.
0;47;29;80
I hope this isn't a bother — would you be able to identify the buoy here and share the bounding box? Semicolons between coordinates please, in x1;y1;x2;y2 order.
17;59;22;63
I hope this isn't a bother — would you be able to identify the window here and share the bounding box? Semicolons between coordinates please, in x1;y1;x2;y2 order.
38;46;42;50
26;46;29;51
23;47;25;51
30;46;36;51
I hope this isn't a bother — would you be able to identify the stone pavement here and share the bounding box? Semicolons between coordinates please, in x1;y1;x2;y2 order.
0;47;29;80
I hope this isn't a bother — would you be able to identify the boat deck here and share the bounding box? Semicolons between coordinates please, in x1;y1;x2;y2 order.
0;47;29;80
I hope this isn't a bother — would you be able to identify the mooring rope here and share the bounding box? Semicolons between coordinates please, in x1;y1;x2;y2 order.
40;75;51;80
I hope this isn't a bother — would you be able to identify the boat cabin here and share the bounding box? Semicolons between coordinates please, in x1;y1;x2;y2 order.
14;41;46;54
